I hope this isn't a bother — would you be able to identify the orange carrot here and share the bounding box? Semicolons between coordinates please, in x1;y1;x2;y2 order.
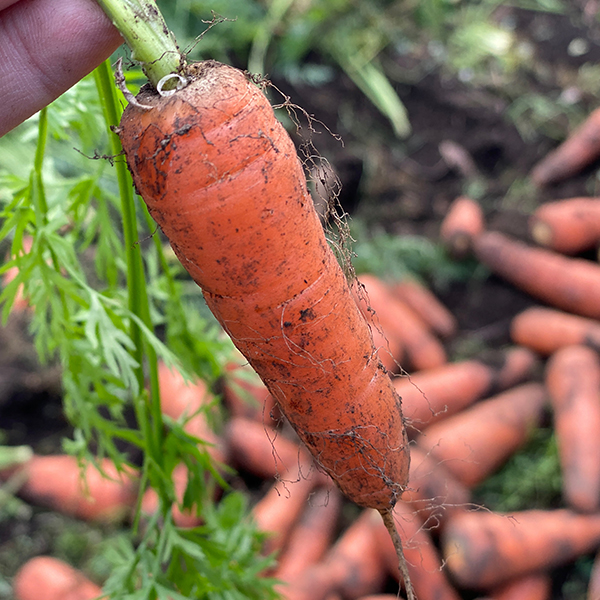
253;460;321;556
372;500;462;600
439;196;485;259
511;306;600;355
530;197;600;255
273;485;342;581
530;108;600;186
118;61;410;516
394;347;538;433
473;230;600;319
546;345;600;513
222;359;280;426
13;556;104;600
401;445;471;524
354;273;447;372
487;572;552;600
390;278;458;339
224;417;315;481
416;382;547;487
1;454;137;523
442;508;600;589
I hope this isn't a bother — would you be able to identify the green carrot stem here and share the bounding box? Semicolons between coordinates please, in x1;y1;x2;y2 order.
96;0;182;89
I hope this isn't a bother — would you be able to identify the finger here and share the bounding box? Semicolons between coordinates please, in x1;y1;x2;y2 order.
0;0;122;137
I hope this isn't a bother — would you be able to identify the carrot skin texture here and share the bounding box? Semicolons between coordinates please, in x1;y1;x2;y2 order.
442;508;600;589
473;230;600;319
416;382;547;487
119;61;409;509
390;279;458;339
372;500;462;600
546;345;600;513
530;108;600;186
13;556;103;600
487;572;552;600
439;196;485;259
2;455;137;523
511;306;600;356
530;197;600;255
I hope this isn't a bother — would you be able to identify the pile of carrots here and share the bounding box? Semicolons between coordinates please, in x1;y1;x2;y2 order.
10;76;600;600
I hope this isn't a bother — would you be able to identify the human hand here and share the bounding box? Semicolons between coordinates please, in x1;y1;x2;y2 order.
0;0;122;137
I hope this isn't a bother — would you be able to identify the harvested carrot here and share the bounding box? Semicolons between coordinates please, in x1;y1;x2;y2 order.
439;196;485;259
224;417;312;481
13;556;103;600
273;485;342;581
1;454;137;523
530;197;600;255
372;500;462;600
354;273;447;372
401;445;471;524
394;346;538;433
416;382;547;487
473;230;600;319
487;572;552;600
442;508;600;589
222;360;279;426
390;278;458;339
530;108;600;186
119;60;410;516
546;345;600;513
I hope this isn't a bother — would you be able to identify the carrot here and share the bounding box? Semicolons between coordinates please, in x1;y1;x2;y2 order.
416;382;547;487
354;273;447;372
224;417;315;481
394;346;538;433
372;500;462;600
487;572;552;600
529;197;600;255
222;360;279;426
401;445;471;524
275;509;388;600
1;454;137;523
439;196;485;259
118;60;410;516
273;485;343;581
13;556;104;600
530;108;600;186
546;345;600;513
511;306;600;356
442;508;600;589
473;230;600;319
389;278;458;339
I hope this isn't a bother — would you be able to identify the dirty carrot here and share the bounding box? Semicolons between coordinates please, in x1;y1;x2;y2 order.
1;454;137;523
487;572;552;600
13;556;104;600
416;382;547;487
354;273;447;371
390;278;458;339
530;108;600;187
394;346;538;433
439;195;485;259
473;230;600;319
530;197;600;255
511;306;600;355
442;508;600;589
546;345;600;513
401;445;471;524
372;500;462;600
273;485;343;582
118;59;412;590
